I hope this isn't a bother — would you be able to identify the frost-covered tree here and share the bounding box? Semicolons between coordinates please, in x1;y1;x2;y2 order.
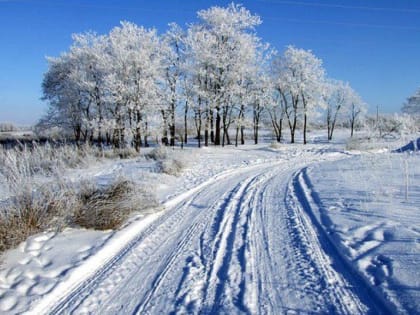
249;66;273;145
41;53;81;140
272;46;326;144
323;80;359;140
105;22;163;150
348;92;367;137
69;32;108;144
402;87;420;117
161;23;186;146
190;3;262;146
41;32;108;143
40;3;364;150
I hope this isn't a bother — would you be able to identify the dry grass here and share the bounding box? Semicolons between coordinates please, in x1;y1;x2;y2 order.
0;143;156;253
158;158;185;176
146;146;186;176
0;182;78;252
0;177;157;252
146;146;169;160
269;141;282;150
74;177;157;230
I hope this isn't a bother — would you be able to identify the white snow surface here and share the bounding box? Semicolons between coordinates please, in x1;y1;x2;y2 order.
0;136;419;314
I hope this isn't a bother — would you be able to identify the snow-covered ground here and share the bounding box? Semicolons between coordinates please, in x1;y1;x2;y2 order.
306;151;420;314
0;132;419;314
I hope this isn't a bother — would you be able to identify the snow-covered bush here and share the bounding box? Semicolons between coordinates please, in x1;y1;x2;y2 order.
345;137;377;151
0;143;158;252
270;141;282;150
0;174;158;251
146;146;169;160
146;146;187;176
158;158;185;176
74;177;157;230
0;181;78;252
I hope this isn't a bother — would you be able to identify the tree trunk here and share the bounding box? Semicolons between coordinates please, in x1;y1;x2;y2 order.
327;107;332;140
144;120;149;147
170;100;175;147
161;110;168;146
291;113;297;144
215;106;221;145
210;110;214;143
253;106;260;145
184;101;188;144
134;111;142;152
235;126;239;147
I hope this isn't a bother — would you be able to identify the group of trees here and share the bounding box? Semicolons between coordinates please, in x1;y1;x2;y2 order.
39;3;368;150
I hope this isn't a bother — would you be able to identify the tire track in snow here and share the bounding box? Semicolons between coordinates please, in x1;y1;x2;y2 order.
200;174;262;314
32;149;376;314
288;167;396;314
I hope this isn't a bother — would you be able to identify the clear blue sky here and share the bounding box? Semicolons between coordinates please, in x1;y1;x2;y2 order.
1;0;419;125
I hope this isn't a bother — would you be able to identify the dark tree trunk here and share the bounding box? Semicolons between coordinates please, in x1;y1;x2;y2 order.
134;111;142;152
184;101;188;144
210;110;214;143
170;100;175;147
215;106;221;145
161;109;168;146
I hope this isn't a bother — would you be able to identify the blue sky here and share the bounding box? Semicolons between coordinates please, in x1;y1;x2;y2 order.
0;0;419;125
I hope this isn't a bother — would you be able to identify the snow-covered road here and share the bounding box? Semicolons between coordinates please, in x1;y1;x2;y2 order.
30;150;394;314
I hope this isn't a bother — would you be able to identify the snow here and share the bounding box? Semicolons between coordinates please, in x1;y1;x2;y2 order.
306;150;420;314
0;134;419;314
0;229;112;313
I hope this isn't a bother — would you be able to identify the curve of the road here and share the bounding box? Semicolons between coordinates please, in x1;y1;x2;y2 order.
31;153;393;314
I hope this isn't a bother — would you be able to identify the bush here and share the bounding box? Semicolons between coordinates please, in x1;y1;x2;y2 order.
158;158;185;176
0;182;78;252
145;146;186;176
0;176;158;252
146;146;169;160
270;142;282;150
345;137;383;151
74;177;157;230
0;142;158;251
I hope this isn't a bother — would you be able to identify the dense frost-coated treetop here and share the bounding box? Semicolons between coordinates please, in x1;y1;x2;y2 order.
197;3;261;34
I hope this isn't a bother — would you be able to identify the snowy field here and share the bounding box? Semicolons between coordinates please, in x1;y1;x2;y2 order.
0;132;419;314
306;151;420;314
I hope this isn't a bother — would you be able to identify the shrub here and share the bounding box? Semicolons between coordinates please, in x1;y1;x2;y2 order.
269;142;282;150
0;182;78;252
74;177;157;230
145;146;187;176
146;146;169;160
158;158;185;176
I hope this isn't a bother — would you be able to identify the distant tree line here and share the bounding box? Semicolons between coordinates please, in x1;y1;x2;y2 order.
39;3;368;150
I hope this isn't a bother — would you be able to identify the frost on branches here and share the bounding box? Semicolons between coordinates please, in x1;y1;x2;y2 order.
39;3;368;149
